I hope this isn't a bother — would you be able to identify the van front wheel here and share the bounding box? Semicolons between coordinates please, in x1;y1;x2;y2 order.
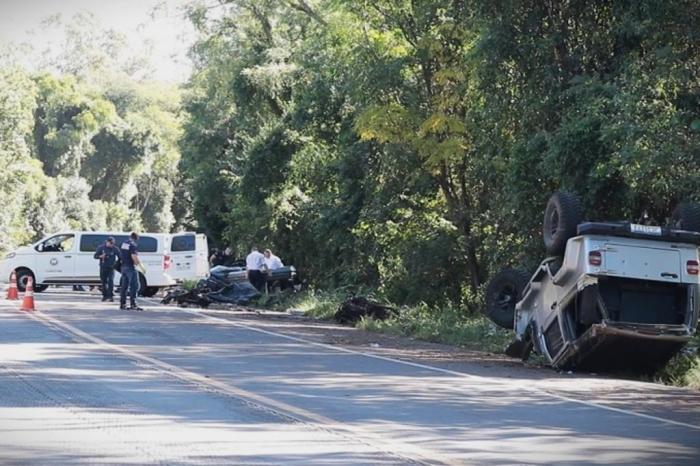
15;268;34;293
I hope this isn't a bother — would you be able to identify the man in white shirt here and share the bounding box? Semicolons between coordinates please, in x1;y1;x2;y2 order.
264;249;284;270
246;247;266;291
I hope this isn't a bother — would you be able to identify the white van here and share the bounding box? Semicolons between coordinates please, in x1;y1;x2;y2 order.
0;231;209;297
165;232;210;283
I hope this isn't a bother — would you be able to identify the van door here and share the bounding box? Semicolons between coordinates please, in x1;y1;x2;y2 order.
169;233;197;282
74;233;108;285
195;234;209;278
35;234;76;284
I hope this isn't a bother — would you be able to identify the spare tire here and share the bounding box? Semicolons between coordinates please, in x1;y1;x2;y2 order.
543;191;583;256
671;202;700;233
485;268;531;329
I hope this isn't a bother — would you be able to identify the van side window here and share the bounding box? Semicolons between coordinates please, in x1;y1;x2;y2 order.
138;236;157;253
80;234;109;252
39;234;75;253
171;235;195;252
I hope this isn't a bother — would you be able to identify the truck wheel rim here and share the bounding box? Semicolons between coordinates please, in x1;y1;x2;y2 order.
495;285;517;311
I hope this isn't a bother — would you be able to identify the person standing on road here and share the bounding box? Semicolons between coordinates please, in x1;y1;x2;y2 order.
119;232;144;311
94;236;119;302
246;246;266;291
263;249;284;271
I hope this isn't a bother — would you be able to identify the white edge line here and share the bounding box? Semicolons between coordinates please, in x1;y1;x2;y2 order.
177;307;700;432
23;308;456;466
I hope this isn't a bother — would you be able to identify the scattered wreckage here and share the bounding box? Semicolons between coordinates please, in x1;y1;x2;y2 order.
334;296;397;324
162;264;300;307
486;192;700;373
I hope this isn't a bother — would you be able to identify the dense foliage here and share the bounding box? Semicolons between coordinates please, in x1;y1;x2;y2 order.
0;15;183;249
180;0;700;309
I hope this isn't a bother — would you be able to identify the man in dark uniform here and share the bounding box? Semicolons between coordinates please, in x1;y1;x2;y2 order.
119;232;144;311
94;236;119;302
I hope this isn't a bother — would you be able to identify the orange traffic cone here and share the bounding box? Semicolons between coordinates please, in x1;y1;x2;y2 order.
21;276;36;312
6;270;19;300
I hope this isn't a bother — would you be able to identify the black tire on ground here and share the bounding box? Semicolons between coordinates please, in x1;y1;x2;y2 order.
15;268;34;293
543;191;583;256
671;202;700;233
143;286;159;297
485;268;531;329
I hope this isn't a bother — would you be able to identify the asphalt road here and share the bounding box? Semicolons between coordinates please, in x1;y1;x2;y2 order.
1;290;699;465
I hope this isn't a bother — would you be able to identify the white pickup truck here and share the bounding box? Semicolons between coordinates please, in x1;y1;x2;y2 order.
0;231;209;297
486;193;700;373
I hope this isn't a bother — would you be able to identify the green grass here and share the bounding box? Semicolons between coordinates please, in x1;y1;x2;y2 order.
274;290;511;353
266;288;347;320
656;334;700;389
266;288;700;389
180;279;201;291
355;303;512;353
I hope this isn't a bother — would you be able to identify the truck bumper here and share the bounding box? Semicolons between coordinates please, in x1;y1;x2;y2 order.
552;322;691;373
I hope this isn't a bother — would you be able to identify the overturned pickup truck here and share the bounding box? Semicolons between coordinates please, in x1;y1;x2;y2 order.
486;192;700;373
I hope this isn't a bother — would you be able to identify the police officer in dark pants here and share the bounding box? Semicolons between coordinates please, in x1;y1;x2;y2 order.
119;232;144;311
94;236;119;302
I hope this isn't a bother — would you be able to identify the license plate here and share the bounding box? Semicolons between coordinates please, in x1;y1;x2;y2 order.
630;223;662;235
176;262;190;271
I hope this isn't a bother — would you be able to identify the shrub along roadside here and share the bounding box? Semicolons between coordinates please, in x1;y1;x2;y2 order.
267;289;512;353
355;304;512;353
656;335;700;390
265;288;700;390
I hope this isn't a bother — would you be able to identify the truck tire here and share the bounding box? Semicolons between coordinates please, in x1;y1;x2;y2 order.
543;191;583;256
485;268;531;329
671;202;700;233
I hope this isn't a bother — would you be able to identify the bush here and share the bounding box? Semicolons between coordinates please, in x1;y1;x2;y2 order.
657;334;700;389
270;288;346;320
356;302;511;352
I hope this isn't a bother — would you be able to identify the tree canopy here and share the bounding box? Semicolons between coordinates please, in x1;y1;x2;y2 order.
178;0;700;309
0;13;184;246
1;1;698;312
